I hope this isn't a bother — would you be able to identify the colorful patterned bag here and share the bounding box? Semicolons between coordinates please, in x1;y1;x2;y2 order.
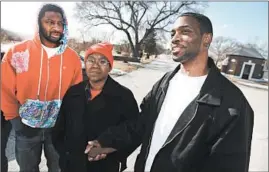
19;99;62;128
19;50;63;128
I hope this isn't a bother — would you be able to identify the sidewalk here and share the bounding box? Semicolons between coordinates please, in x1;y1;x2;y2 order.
222;73;268;90
234;80;268;90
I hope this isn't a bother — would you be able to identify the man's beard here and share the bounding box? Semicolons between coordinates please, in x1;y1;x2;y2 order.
39;25;63;44
172;51;199;64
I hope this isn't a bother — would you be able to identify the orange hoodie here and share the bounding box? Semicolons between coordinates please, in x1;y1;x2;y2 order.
1;35;83;120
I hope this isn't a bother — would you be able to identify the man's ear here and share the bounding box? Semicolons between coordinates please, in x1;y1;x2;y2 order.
203;33;213;48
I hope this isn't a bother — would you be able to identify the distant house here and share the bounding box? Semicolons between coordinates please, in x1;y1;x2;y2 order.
221;46;266;80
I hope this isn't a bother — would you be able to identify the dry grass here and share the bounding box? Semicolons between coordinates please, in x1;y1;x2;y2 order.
112;55;156;73
140;55;156;64
113;61;140;73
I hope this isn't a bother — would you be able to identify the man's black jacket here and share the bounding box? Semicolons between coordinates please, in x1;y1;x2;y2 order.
52;76;140;172
97;58;254;172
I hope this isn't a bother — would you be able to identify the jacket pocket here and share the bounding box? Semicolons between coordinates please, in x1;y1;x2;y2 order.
210;108;240;154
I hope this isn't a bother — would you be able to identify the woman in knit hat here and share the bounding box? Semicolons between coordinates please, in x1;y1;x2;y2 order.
52;42;140;172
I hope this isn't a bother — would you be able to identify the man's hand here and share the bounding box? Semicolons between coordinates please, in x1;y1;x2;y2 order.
84;140;117;161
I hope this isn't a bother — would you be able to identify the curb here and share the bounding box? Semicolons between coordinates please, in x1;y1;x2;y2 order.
234;81;268;91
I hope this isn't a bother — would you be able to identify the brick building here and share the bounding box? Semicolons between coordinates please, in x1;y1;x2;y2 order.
221;46;266;80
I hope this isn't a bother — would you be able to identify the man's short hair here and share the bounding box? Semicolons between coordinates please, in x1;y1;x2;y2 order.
179;12;213;36
38;4;65;25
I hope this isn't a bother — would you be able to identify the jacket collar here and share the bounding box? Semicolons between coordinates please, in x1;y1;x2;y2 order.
84;75;121;97
160;57;223;106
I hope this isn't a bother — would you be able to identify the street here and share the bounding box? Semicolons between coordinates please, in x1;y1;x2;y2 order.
6;55;268;172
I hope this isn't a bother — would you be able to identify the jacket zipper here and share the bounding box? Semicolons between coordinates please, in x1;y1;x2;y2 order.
161;102;199;149
142;122;155;172
40;59;50;121
143;87;166;170
149;98;200;172
44;59;50;101
144;122;156;163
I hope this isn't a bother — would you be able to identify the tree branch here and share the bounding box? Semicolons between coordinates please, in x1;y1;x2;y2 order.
75;1;201;58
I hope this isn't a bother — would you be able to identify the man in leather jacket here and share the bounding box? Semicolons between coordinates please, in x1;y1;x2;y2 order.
84;12;254;172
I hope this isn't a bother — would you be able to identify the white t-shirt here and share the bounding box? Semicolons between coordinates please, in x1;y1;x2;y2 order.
42;44;59;59
144;70;207;172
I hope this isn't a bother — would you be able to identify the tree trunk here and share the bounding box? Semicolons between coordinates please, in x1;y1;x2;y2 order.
134;27;140;59
133;43;141;59
124;30;140;62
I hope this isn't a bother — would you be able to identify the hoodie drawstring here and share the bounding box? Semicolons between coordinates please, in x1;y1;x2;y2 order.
36;48;62;100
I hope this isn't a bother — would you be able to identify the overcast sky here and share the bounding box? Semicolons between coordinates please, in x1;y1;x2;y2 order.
1;2;268;47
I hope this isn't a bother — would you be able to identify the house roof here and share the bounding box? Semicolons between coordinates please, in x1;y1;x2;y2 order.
228;46;265;60
208;49;218;60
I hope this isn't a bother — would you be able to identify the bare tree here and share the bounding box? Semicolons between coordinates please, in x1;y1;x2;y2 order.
68;37;103;54
81;28;115;42
246;36;268;59
68;38;84;53
75;1;205;60
1;31;9;42
209;36;241;64
78;28;88;51
245;42;268;59
1;28;22;42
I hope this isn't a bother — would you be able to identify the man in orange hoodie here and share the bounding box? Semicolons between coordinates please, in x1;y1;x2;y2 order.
1;3;82;172
1;52;12;172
